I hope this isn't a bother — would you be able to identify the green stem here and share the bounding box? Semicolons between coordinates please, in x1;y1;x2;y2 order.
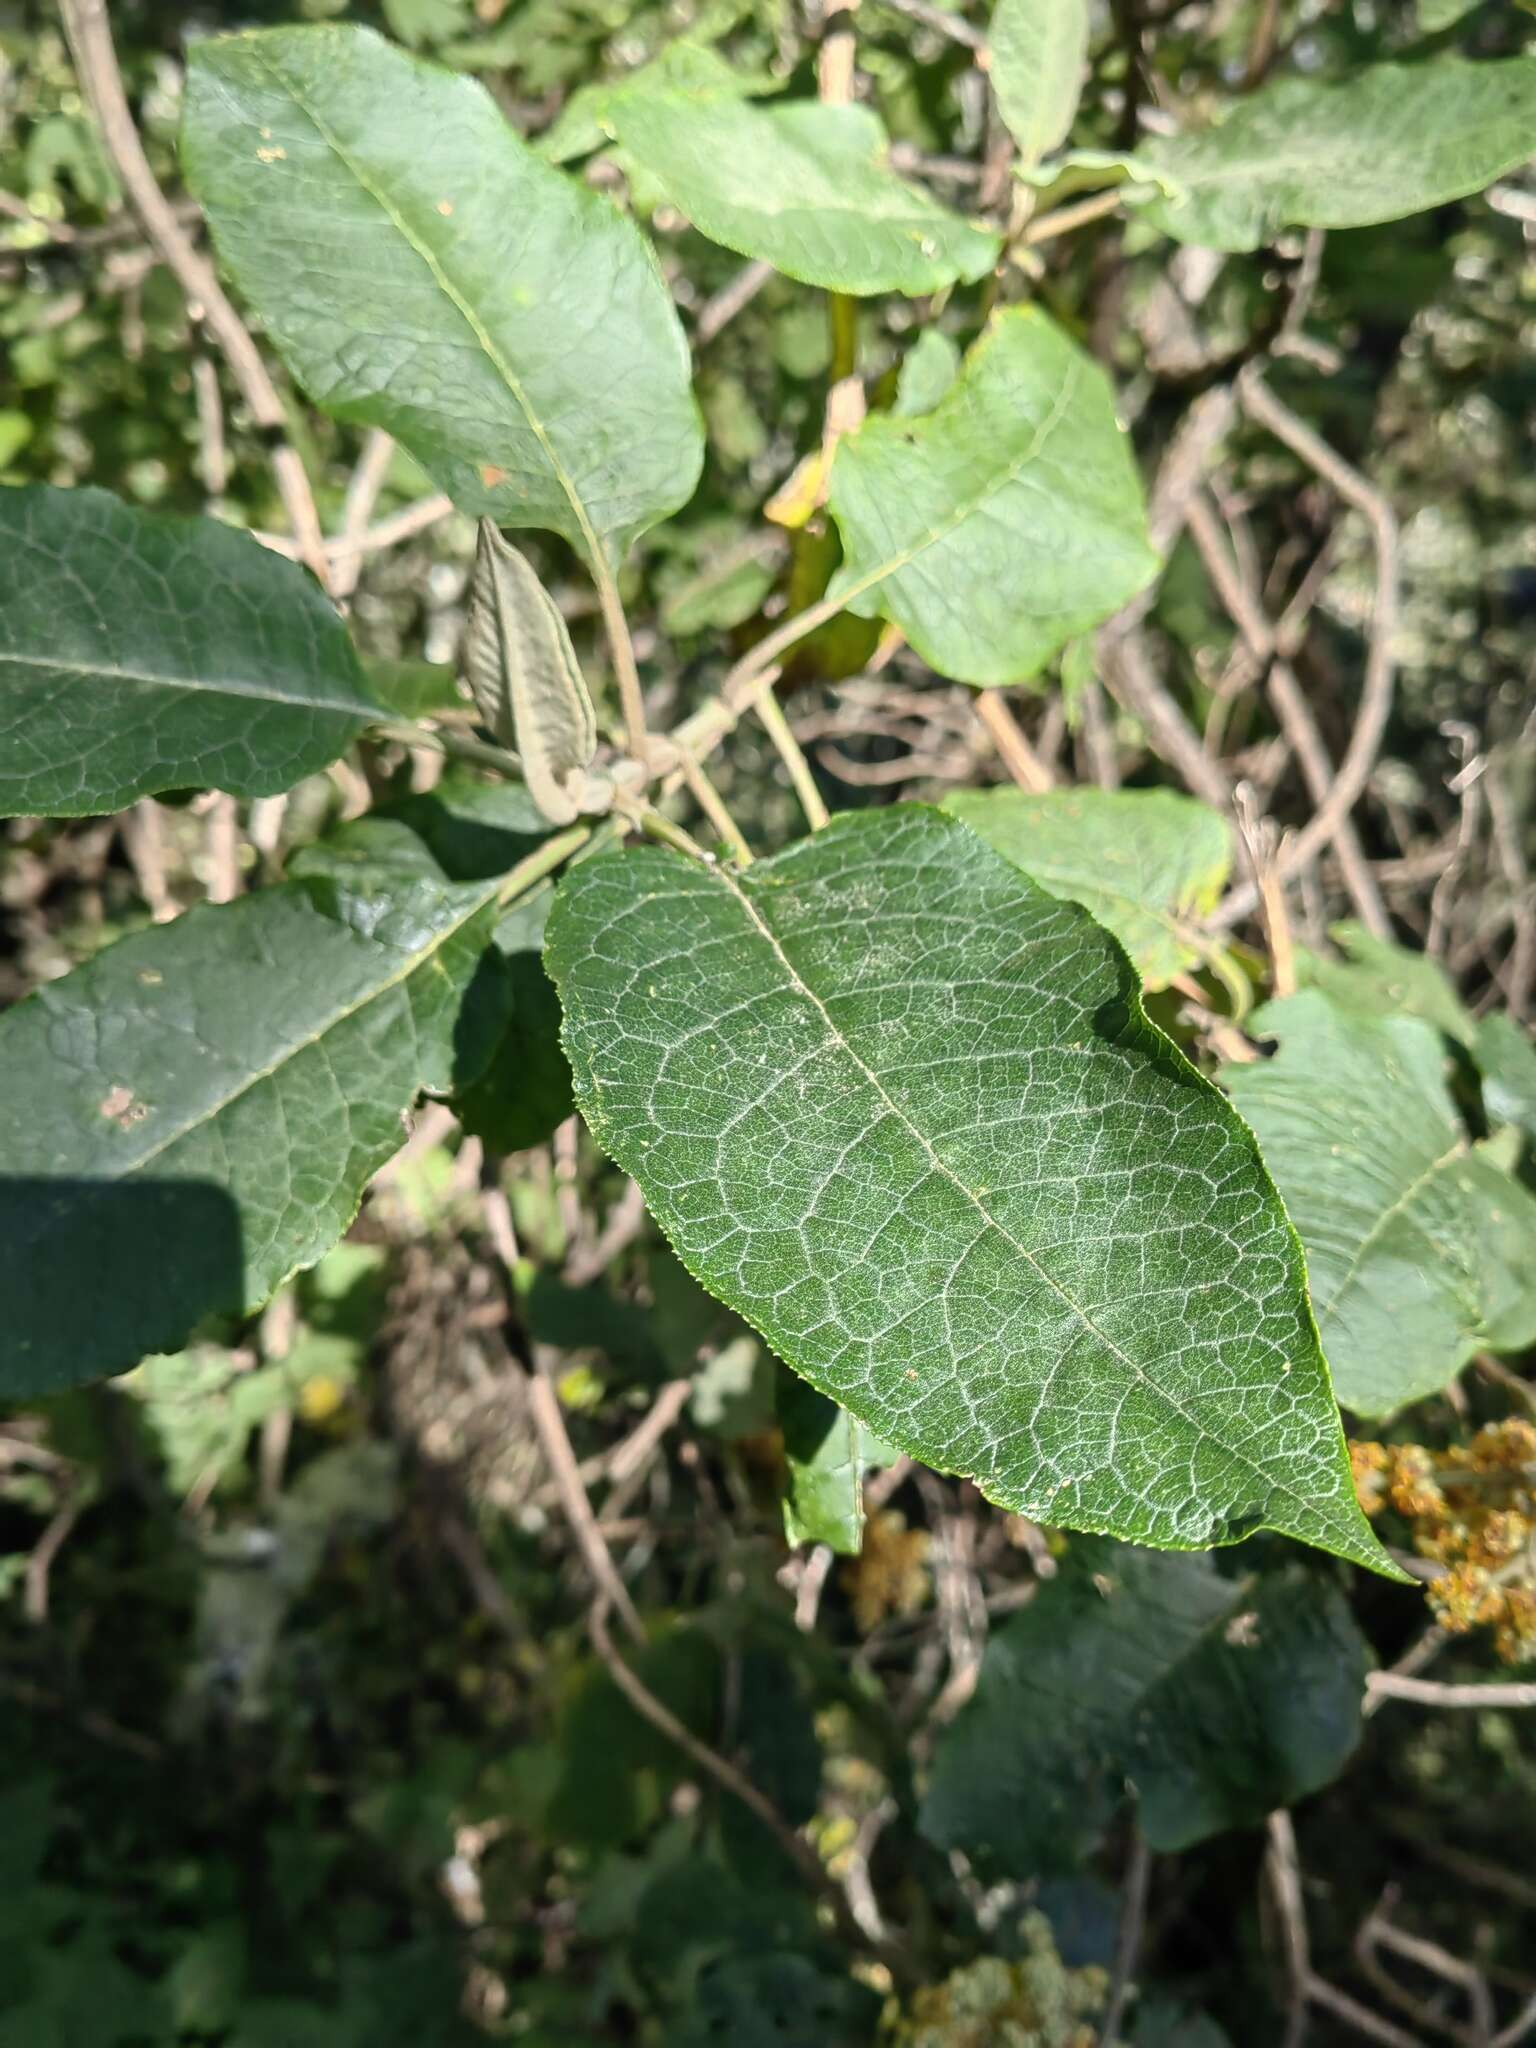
372;721;522;778
496;821;592;909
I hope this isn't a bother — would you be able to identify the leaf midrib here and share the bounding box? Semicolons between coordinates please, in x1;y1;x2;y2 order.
717;858;1323;1527
245;40;607;571
0;646;375;723
1316;1134;1468;1328
831;339;1089;616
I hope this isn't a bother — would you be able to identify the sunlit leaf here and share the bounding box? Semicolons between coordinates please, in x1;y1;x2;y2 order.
0;484;379;818
182;24;703;566
547;807;1394;1572
1135;57;1536;251
826;309;1158;685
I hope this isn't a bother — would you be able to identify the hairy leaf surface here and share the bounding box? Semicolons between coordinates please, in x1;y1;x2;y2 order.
1;865;507;1395
945;788;1232;991
1225;995;1536;1416
0;484;379;817
182;24;702;566
826;310;1158;685
546;807;1391;1571
922;1539;1368;1871
989;0;1090;166
1135;57;1536;251
463;521;596;824
608;92;1000;296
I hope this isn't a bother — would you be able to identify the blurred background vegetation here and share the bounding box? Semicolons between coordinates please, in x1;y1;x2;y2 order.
2;1;1534;2042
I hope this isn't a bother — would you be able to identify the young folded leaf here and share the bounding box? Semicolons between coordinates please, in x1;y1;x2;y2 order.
0;484;382;817
546;806;1399;1577
464;521;597;825
1133;56;1536;252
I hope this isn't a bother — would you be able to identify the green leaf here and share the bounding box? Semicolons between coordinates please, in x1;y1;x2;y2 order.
545;806;1392;1573
944;788;1233;992
182;24;703;567
778;1375;895;1554
989;0;1090;167
1224;994;1536;1416
0;865;508;1396
921;1539;1369;1873
1476;1012;1536;1142
537;40;769;165
826;309;1159;686
463;520;596;825
1134;57;1536;252
306;776;575;1154
891;328;961;418
605;87;1001;296
1296;921;1475;1046
0;484;380;818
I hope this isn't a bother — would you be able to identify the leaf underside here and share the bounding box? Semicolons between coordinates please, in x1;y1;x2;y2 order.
0;484;380;817
546;806;1392;1573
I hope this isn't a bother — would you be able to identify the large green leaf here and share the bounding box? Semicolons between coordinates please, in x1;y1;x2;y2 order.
0;485;380;818
921;1540;1369;1873
182;25;702;567
1;863;508;1396
1135;57;1536;252
989;0;1090;167
825;309;1158;685
944;788;1232;992
545;807;1391;1572
606;90;1000;296
1225;994;1536;1417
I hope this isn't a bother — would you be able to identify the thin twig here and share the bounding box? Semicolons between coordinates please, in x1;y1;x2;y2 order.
973;690;1056;792
331;429;398;601
1215;371;1399;927
1266;1812;1312;2048
59;0;329;586
677;753;753;864
1366;1673;1536;1711
527;1350;646;1645
1021;187;1125;247
589;1595;906;1974
695;258;776;345
24;1494;82;1624
755;681;831;829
